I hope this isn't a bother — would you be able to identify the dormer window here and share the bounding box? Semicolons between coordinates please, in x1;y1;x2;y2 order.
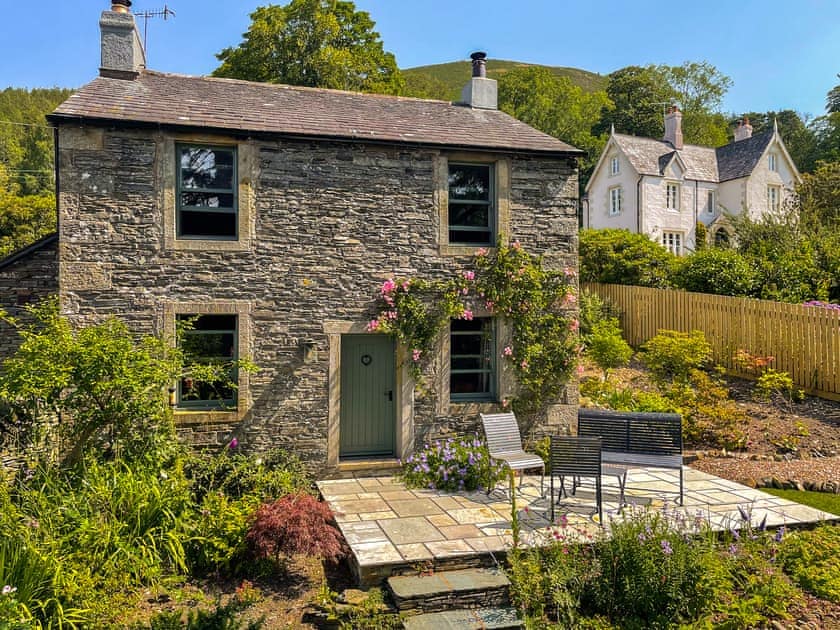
610;156;620;175
768;153;778;172
666;183;680;210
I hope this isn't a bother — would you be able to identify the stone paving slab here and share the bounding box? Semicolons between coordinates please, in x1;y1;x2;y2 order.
402;607;523;630
318;467;840;587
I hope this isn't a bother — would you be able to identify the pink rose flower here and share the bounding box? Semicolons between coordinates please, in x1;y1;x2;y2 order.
463;270;475;281
412;349;422;362
462;309;474;321
381;279;397;295
503;346;513;357
366;319;380;332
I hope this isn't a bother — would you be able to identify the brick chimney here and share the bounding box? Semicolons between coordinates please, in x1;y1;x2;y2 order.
460;52;498;110
734;117;753;142
100;0;146;79
663;105;683;149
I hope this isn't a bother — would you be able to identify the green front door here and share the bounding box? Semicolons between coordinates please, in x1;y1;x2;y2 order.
340;334;396;458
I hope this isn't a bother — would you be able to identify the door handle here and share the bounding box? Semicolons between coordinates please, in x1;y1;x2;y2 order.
385;390;393;401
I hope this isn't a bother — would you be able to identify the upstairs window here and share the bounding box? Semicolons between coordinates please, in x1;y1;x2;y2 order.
448;163;494;245
177;145;237;240
610;156;620;175
450;318;495;401
768;153;778;172
666;183;680;210
609;186;622;215
178;314;238;409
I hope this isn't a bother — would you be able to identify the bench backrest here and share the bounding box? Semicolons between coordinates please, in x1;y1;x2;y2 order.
578;409;682;458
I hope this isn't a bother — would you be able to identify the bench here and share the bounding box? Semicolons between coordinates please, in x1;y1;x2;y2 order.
577;409;684;505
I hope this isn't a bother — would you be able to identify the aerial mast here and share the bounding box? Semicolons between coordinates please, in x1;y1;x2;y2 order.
135;5;176;54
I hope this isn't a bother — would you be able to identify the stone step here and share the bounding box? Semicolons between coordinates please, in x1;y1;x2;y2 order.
387;567;511;613
402;607;523;629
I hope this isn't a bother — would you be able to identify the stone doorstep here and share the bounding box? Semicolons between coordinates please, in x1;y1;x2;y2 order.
388;567;511;613
402;607;523;630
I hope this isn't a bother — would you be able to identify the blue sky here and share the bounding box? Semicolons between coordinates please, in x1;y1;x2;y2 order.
1;0;838;118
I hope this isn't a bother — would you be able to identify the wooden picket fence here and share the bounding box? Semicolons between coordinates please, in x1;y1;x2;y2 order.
583;283;840;401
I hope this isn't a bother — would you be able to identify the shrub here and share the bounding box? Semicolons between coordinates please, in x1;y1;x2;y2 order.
400;437;504;492
580;379;677;414
245;494;346;566
586;507;717;626
671;247;758;296
640;329;712;384
754;368;804;405
586;319;632;380
578;290;621;340
186;492;259;576
579;228;675;288
778;525;840;603
132;597;265;629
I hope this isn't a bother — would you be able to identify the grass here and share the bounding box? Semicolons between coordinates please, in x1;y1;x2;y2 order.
402;59;606;100
761;487;840;515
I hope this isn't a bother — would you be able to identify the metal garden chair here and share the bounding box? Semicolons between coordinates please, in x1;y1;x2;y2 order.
480;412;545;497
549;435;603;525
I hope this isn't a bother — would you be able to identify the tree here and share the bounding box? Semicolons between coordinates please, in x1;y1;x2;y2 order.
827;74;840;114
579;229;675;288
403;72;451;100
587;319;633;380
659;61;731;115
213;0;404;95
671;248;758;297
0;165;55;258
498;66;611;184
596;65;675;138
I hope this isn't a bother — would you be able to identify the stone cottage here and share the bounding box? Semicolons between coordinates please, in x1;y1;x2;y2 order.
15;1;582;473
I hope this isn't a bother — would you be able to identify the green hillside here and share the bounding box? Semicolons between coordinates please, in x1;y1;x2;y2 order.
403;59;606;100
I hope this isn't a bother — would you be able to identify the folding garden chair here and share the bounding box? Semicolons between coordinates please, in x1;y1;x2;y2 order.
549;435;603;525
480;412;545;497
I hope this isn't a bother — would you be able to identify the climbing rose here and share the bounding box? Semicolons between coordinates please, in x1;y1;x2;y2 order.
381;279;397;295
503;346;513;356
462;310;474;321
412;349;422;362
463;270;475;281
366;319;380;332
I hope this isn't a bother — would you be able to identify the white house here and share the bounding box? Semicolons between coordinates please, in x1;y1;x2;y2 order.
583;107;801;254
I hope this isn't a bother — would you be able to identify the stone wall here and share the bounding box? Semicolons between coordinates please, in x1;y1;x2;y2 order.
57;125;579;473
0;235;59;359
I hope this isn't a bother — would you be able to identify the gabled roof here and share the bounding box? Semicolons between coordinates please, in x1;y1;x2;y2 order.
715;129;774;182
48;71;582;157
612;134;718;181
0;232;58;271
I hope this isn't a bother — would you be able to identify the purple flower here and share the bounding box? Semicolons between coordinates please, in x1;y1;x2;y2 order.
228;437;238;449
660;539;673;555
774;526;785;542
728;543;739;556
738;505;750;522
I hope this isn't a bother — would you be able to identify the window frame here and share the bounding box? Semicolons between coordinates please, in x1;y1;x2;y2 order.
768;185;781;213
665;182;680;210
768;153;777;172
447;161;496;246
662;231;683;256
610;156;620;175
449;317;497;403
176;143;239;241
177;314;239;410
705;190;715;215
609;185;622;216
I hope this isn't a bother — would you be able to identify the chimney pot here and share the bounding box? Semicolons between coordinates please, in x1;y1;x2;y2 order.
734;115;753;142
111;0;131;12
470;51;487;78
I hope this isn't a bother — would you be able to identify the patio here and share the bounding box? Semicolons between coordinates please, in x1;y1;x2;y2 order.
317;467;840;587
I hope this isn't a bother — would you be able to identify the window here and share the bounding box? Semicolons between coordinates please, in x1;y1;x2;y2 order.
448;163;494;245
714;228;730;247
609;186;622;216
450;318;495;401
768;153;777;172
610;156;620;175
662;231;683;255
178;314;238;409
666;183;680;210
705;190;715;215
177;144;237;239
768;185;781;213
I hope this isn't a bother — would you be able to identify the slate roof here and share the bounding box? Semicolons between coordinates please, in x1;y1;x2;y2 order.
48;71;582;156
0;233;58;271
612;130;774;183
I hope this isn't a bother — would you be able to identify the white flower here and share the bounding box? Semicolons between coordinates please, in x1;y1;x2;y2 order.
2;585;17;595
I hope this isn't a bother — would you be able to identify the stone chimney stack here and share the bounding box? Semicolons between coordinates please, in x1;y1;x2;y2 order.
663;105;683;150
734;117;753;142
100;0;146;79
460;52;498;110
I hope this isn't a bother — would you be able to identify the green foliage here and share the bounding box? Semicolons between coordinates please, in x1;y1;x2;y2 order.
339;588;400;629
586;319;632;380
588;507;717;626
580;379;678;414
736;110;819;172
640;330;712;384
0;299;182;466
369;241;578;414
578;289;621;340
400;436;503;493
579;229;675;288
762;488;840;515
671;247;758;296
132;596;265;629
185;492;257;577
0;166;55;259
694;221;707;250
778;526;840;604
754;368;804;405
401;72;450;100
596;65;676;138
497;66;611;179
213;1;403;95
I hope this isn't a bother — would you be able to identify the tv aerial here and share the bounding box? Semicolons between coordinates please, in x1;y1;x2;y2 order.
135;5;176;54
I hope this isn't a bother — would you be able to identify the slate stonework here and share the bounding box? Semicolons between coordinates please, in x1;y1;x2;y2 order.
56;126;578;472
